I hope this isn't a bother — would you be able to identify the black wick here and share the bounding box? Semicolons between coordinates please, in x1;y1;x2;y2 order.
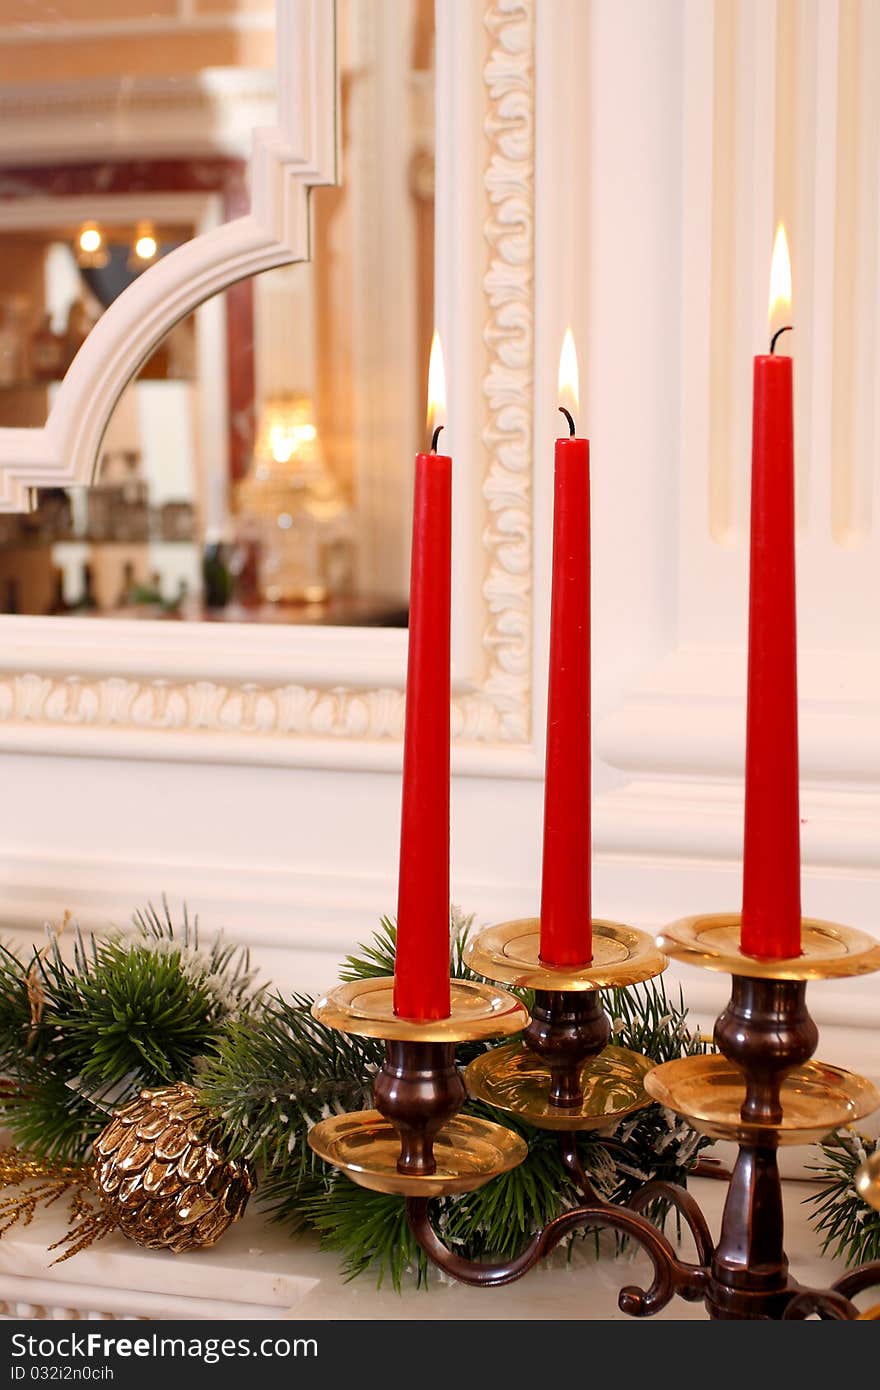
558;406;576;437
430;424;444;453
770;325;793;354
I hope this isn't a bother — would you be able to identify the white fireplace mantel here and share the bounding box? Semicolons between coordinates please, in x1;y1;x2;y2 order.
0;1176;850;1321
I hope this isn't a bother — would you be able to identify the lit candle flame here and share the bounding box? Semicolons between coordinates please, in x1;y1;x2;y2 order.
558;327;579;420
768;223;792;329
426;330;446;442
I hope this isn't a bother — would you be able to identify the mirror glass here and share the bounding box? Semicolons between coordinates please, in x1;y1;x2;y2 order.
0;0;435;628
0;0;275;428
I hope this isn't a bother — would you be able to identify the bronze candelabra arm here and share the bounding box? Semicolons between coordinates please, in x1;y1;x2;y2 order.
781;1265;880;1320
625;1178;715;1269
404;1191;709;1314
833;1263;880;1304
556;1132;713;1272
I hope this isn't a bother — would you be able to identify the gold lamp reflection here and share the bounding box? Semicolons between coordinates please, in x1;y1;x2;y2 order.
75;222;108;269
128;222;159;271
235;393;354;605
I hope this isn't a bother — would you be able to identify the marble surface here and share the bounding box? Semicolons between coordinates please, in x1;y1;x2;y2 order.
0;1174;862;1321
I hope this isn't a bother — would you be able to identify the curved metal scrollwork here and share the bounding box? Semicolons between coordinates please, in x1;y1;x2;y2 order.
404;1195;708;1316
626;1178;715;1271
782;1289;860;1320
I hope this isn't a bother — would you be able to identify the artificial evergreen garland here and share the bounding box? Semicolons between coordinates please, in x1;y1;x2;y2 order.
0;902;260;1163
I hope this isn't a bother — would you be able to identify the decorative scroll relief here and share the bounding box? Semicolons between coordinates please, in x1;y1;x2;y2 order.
480;0;535;743
0;673;517;744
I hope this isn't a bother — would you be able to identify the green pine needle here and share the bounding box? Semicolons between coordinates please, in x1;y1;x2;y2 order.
339;915;400;982
0;900;259;1162
0;942;37;1073
300;1182;430;1291
805;1131;880;1267
199;992;381;1201
339;907;483;985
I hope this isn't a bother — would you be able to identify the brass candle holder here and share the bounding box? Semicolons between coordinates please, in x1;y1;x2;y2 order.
308;977;530;1196
308;914;880;1319
643;914;880;1319
463;918;666;1129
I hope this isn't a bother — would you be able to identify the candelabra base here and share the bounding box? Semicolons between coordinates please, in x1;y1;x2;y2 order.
398;1128;880;1318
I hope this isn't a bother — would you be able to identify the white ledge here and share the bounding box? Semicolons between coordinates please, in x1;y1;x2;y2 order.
0;1177;850;1321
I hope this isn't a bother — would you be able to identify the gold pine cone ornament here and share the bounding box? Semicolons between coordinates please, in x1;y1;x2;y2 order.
93;1082;253;1252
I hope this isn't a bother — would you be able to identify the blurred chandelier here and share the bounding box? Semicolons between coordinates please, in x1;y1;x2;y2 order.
236;393;354;604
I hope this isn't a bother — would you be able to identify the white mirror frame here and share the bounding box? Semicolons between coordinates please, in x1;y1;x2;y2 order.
0;1;542;777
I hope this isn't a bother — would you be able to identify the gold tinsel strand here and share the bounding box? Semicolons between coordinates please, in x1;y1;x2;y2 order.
0;1147;99;1259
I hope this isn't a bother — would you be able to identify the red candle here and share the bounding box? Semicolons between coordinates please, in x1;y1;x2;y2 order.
393;333;452;1019
741;225;801;958
539;330;592;967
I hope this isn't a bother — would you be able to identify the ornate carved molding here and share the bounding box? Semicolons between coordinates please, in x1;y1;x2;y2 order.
0;672;406;741
480;0;535;744
0;667;525;745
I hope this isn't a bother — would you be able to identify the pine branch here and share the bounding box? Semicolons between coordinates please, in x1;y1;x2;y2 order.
805;1131;880;1267
198;992;382;1229
0;903;715;1286
0;942;34;1075
1;1069;102;1164
298;1182;430;1291
0;902;260;1162
605;977;707;1065
339;915;400;981
339;907;486;986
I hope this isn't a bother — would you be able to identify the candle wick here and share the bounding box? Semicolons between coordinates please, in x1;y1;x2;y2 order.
558;406;576;437
770;325;793;354
430;424;444;453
